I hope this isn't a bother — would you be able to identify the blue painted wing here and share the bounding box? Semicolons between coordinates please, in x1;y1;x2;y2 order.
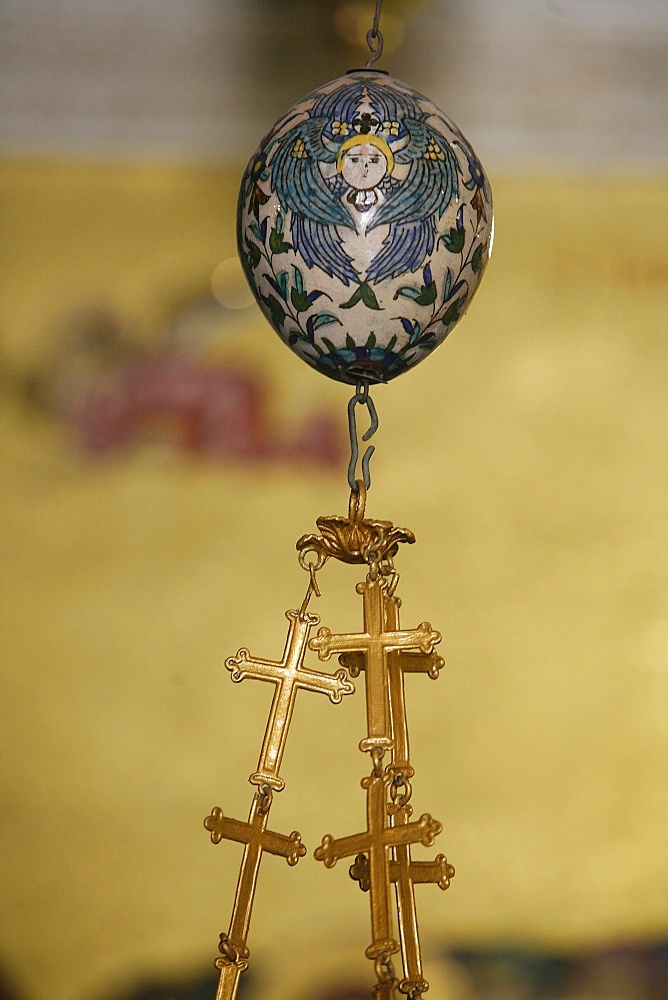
366;216;438;286
270;118;358;286
366;120;460;284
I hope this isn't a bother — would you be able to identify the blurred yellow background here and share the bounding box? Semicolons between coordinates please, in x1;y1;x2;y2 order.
1;160;666;1000
1;1;667;998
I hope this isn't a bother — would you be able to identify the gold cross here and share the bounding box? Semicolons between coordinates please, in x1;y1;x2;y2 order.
344;589;449;995
314;772;442;961
384;591;450;997
226;608;354;791
309;579;440;754
204;793;306;1000
390;803;454;996
340;589;443;770
349;820;453;996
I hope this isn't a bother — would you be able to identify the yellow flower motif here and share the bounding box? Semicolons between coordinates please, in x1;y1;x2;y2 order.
293;137;308;158
425;138;445;161
331;120;349;136
383;120;400;136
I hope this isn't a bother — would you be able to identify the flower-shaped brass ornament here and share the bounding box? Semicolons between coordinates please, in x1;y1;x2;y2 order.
297;480;415;567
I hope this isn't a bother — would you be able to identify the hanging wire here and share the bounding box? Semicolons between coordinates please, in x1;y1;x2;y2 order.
365;0;384;67
348;381;379;492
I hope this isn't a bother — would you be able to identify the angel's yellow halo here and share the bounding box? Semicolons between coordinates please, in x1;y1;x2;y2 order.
336;133;395;175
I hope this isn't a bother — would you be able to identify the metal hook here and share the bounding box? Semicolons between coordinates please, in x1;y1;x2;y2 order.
348;381;379;492
365;0;384;68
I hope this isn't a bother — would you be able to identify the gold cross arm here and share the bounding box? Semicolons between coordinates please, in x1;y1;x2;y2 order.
204;805;306;866
310;623;441;662
342;648;444;681
225;608;354;790
350;850;454;893
314;811;441;868
394;852;454;891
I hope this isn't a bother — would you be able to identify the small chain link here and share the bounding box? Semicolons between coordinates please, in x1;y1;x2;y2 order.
371;746;385;777
390;771;413;807
255;784;273;815
298;546;327;613
217;933;238;964
374;951;396;984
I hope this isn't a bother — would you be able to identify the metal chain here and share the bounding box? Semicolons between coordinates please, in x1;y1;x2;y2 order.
374;951;396;984
217;932;238;964
371;746;385;777
389;770;413;807
365;0;385;67
255;783;273;816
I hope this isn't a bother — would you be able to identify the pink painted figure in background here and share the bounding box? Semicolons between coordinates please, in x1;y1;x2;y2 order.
73;356;342;468
33;305;344;470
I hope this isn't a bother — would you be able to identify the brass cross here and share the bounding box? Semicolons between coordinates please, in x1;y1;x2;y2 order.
309;579;440;754
349;823;453;997
390;803;454;996
385;590;451;996
344;588;450;995
204;793;307;1000
350;808;453;998
340;589;443;770
349;842;453;893
314;772;442;961
226;608;354;791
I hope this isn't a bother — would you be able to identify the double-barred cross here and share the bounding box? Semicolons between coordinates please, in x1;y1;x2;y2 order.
314;771;442;961
343;587;451;996
309;578;440;754
350;805;454;997
226;607;354;791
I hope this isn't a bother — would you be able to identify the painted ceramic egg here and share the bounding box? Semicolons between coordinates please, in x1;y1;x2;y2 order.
237;69;493;385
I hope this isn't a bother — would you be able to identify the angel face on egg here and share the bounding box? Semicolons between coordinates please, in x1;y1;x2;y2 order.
337;136;391;217
238;71;493;384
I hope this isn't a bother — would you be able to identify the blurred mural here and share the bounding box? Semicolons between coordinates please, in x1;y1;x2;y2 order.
0;3;666;1000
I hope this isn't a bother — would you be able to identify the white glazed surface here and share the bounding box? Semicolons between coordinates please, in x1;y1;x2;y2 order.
238;70;493;384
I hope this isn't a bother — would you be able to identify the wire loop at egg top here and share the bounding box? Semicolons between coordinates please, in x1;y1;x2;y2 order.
237;69;493;385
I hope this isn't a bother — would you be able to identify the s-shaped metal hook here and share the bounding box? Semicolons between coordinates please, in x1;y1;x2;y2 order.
347;382;379;492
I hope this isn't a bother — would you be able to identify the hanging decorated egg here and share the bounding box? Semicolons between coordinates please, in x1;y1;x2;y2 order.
237;69;493;385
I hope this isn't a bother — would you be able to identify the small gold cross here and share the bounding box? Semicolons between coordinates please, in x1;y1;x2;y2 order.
390;803;454;996
226;608;354;791
340;588;443;770
309;579;440;754
314;772;441;960
204;793;307;1000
